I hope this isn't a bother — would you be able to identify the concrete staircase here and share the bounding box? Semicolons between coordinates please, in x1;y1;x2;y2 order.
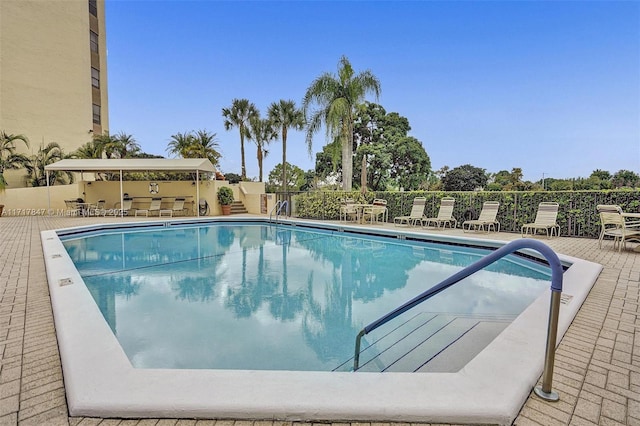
230;200;248;214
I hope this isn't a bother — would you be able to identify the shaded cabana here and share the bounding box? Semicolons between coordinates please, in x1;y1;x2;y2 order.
44;158;216;217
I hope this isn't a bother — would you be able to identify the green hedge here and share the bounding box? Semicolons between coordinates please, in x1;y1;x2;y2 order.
288;190;640;238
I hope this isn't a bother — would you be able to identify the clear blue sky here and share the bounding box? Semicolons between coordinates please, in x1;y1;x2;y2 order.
106;0;640;183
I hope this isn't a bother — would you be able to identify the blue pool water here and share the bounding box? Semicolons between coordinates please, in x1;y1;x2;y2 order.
61;223;551;372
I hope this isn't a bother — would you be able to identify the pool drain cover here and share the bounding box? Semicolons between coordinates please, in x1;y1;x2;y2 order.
59;278;73;287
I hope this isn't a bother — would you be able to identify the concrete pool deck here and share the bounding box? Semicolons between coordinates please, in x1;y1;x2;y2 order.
0;215;638;425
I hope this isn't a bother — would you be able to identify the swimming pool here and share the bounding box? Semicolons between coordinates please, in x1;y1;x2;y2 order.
41;217;602;424
60;223;551;372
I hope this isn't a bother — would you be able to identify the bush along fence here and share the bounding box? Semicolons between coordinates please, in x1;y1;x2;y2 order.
284;190;640;239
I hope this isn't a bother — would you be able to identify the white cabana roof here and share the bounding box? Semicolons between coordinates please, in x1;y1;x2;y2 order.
45;158;216;173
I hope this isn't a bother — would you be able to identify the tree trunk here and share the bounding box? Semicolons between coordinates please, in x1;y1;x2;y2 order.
361;153;367;193
240;131;246;180
282;127;287;193
257;145;263;182
342;126;353;191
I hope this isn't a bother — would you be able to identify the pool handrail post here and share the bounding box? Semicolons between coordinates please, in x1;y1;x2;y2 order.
534;288;561;402
269;200;288;222
352;238;563;402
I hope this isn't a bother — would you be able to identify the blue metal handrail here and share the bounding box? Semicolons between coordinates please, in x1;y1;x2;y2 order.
353;238;564;401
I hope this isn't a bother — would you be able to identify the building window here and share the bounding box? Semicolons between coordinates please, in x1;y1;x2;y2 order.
90;31;98;53
93;104;101;124
91;68;100;88
89;0;97;16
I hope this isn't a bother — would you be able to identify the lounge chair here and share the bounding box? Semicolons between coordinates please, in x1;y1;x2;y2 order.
135;197;162;217
160;197;188;217
521;202;560;238
394;197;426;227
362;199;388;224
120;197;134;216
462;201;500;233
339;198;359;222
597;204;640;251
422;197;457;229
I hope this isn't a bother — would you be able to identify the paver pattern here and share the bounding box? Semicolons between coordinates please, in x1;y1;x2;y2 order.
0;215;638;426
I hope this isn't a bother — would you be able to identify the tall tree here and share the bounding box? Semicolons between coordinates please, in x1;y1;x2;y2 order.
352;102;383;192
612;169;640;188
389;137;431;191
314;139;342;180
590;169;612;181
268;100;305;192
0;131;30;190
442;164;488;191
352;103;430;191
222;99;258;180
266;162;306;193
248;118;276;182
303;55;380;191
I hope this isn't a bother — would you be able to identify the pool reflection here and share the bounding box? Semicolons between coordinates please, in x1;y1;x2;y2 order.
64;224;550;371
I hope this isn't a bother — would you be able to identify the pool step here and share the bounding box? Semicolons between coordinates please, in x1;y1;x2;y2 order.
336;312;513;373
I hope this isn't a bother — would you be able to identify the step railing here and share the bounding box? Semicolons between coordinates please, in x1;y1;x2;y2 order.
269;200;288;222
352;238;564;402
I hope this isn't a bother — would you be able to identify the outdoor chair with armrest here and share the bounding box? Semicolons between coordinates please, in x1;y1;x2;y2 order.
90;199;107;217
64;199;81;216
135;197;162;217
521;202;560;238
116;197;134;216
422;197;457;229
597;204;640;252
394;197;426;227
363;199;388;224
462;201;500;233
160;197;188;217
339;198;359;222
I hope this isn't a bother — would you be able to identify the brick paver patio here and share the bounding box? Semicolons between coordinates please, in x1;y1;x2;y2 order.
0;216;638;426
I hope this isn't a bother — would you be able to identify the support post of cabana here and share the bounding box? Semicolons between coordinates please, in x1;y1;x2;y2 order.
196;170;200;217
119;170;123;217
46;171;51;216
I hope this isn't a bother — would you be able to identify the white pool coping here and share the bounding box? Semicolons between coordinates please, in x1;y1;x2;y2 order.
41;218;603;425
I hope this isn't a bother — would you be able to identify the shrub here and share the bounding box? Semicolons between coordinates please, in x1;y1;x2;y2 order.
217;186;234;205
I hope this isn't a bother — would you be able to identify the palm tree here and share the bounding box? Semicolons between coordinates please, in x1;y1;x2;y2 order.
248;117;276;182
25;142;74;186
0;131;30;191
101;132;140;159
168;129;221;166
302;55;381;191
71;139;105;159
188;130;222;168
268;100;305;192
167;131;195;159
222;99;258;180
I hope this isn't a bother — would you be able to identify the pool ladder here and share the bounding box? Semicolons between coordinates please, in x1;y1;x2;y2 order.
269;200;288;223
352;238;564;403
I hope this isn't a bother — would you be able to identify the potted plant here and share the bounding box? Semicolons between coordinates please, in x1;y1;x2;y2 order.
217;186;234;215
